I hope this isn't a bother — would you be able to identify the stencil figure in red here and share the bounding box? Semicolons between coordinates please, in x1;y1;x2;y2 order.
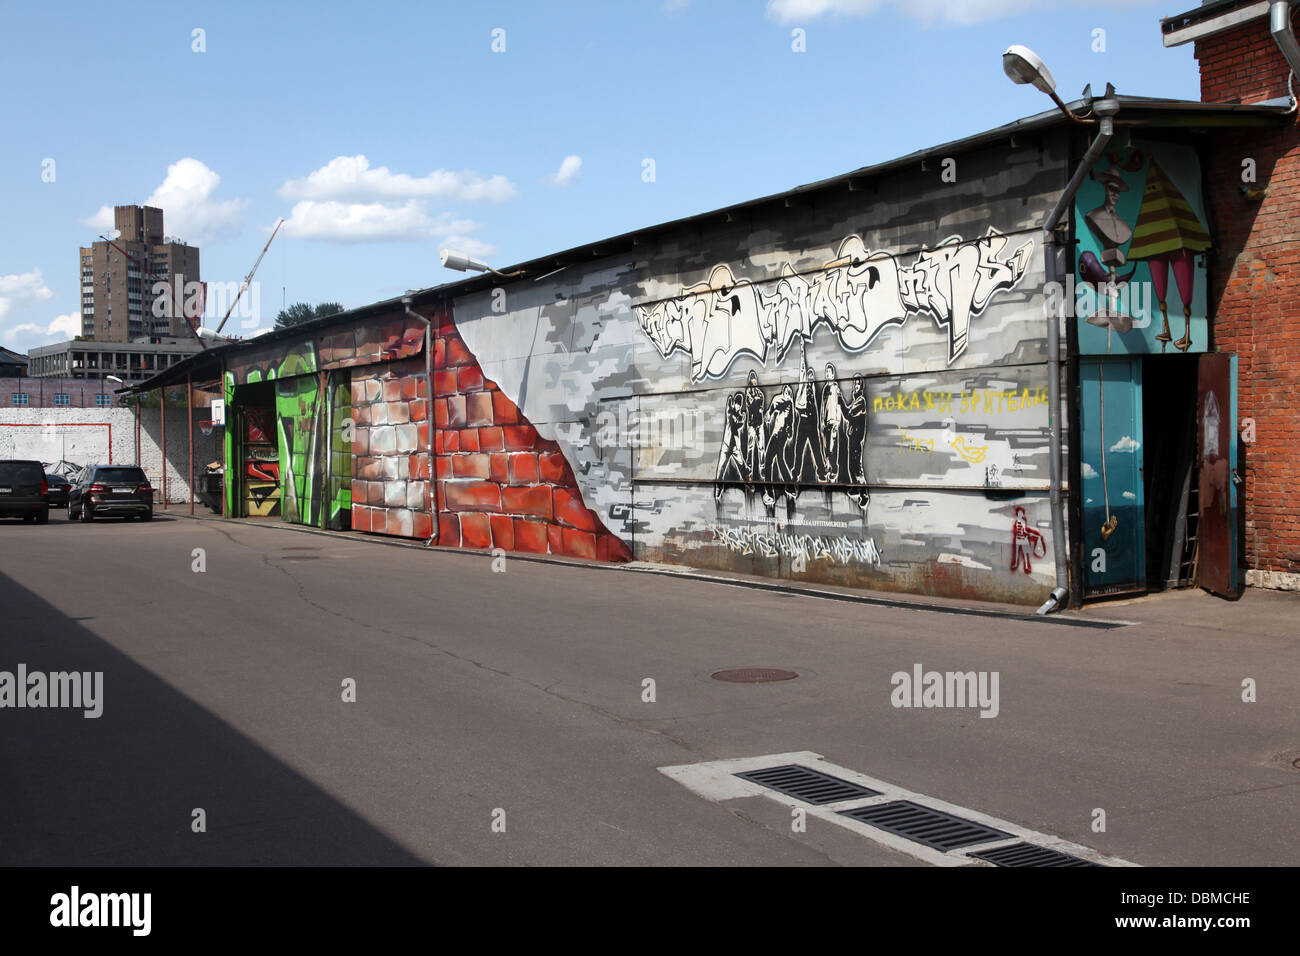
1010;506;1046;574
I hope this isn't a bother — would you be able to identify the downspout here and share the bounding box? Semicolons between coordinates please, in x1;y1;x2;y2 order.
1036;93;1119;615
402;298;438;547
1271;1;1300;93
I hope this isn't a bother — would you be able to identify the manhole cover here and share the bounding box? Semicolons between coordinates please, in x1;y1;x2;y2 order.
711;668;798;683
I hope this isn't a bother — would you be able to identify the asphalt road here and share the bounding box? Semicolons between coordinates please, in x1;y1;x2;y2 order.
2;507;1297;866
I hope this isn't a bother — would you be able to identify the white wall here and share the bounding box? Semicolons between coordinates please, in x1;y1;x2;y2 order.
0;406;223;504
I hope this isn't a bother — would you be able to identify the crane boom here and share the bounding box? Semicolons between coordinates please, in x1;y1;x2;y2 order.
215;218;284;334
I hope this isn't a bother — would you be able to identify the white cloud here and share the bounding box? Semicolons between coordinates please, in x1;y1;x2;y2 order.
1081;462;1098;479
281;200;491;247
3;312;80;347
81;158;247;245
549;155;582;187
276;155;514;246
1110;436;1140;454
0;270;53;319
279;155;516;204
1122;491;1136;500
766;0;1131;26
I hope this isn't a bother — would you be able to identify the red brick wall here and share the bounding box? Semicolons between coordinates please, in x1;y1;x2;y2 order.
432;311;631;562
1196;9;1297;104
1196;15;1300;580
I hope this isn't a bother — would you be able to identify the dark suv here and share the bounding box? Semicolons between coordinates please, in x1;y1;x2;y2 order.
0;460;50;523
69;465;154;521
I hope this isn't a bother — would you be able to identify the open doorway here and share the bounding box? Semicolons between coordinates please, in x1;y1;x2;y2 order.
233;381;281;518
1141;355;1199;591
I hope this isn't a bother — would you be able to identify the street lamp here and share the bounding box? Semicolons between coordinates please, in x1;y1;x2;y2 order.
1002;44;1087;123
439;249;524;278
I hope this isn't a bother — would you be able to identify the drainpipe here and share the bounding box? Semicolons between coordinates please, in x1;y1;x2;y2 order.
402;298;438;547
1035;93;1119;615
1271;2;1300;89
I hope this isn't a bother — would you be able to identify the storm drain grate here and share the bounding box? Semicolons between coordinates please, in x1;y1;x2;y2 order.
968;842;1101;867
837;800;1011;851
736;765;880;805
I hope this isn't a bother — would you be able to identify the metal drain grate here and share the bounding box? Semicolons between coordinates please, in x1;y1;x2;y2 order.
837;800;1011;851
736;765;880;805
968;842;1101;867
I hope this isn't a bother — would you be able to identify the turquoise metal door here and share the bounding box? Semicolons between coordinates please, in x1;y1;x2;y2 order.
1080;357;1146;597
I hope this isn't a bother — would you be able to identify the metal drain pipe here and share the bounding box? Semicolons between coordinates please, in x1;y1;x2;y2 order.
402;298;438;547
1271;2;1300;85
1036;92;1119;615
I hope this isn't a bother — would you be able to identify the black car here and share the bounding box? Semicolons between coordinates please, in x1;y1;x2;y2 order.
0;459;50;523
44;472;72;507
68;465;154;521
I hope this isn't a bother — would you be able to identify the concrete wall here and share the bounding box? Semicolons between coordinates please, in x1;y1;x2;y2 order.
0;406;222;504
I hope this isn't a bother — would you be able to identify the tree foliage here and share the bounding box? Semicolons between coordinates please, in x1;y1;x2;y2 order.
274;301;345;330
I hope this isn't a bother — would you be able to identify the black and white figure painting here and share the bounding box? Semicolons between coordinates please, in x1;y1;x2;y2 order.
715;348;870;516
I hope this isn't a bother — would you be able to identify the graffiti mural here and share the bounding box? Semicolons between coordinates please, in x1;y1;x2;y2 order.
221;314;414;524
636;230;1033;379
714;354;871;515
1075;140;1211;355
443;136;1069;603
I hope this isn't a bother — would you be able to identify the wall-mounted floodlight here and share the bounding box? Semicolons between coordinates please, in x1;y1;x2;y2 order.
105;375;124;384
196;327;232;344
1003;44;1086;123
440;249;524;278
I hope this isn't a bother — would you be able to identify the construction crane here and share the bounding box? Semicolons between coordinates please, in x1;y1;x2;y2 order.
215;217;285;335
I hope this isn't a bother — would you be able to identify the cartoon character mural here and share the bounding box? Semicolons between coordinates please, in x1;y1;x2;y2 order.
1075;142;1211;356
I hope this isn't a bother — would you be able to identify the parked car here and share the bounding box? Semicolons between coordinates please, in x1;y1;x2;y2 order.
0;459;50;523
68;465;153;521
44;472;72;507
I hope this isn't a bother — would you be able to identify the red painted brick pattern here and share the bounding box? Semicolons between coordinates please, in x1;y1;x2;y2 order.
433;319;630;562
1196;18;1300;580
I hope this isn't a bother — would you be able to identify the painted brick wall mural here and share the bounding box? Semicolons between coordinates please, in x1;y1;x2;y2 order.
431;311;631;562
349;357;432;539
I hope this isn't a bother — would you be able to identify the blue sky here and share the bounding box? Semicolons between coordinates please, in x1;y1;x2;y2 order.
0;0;1198;354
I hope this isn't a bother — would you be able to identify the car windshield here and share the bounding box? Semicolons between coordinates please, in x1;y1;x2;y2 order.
0;462;43;483
95;468;146;484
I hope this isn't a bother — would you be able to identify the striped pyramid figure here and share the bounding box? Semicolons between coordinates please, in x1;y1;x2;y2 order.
1126;159;1212;352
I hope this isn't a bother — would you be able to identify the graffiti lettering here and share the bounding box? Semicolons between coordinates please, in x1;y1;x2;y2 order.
896;425;933;452
636;230;1033;381
712;525;882;567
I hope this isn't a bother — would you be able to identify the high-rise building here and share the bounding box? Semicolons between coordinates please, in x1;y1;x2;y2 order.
79;205;201;342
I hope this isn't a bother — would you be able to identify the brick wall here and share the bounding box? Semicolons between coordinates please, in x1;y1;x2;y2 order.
1196;14;1300;586
432;311;631;562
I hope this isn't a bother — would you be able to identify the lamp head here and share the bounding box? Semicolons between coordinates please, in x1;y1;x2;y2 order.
440;249;491;273
1003;44;1056;96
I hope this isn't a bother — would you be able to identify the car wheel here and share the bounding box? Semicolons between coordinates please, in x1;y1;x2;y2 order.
80;504;93;522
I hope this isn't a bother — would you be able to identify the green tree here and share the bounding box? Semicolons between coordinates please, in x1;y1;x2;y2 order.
274;301;344;330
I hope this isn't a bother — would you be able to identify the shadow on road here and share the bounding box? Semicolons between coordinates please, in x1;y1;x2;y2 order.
0;567;427;866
